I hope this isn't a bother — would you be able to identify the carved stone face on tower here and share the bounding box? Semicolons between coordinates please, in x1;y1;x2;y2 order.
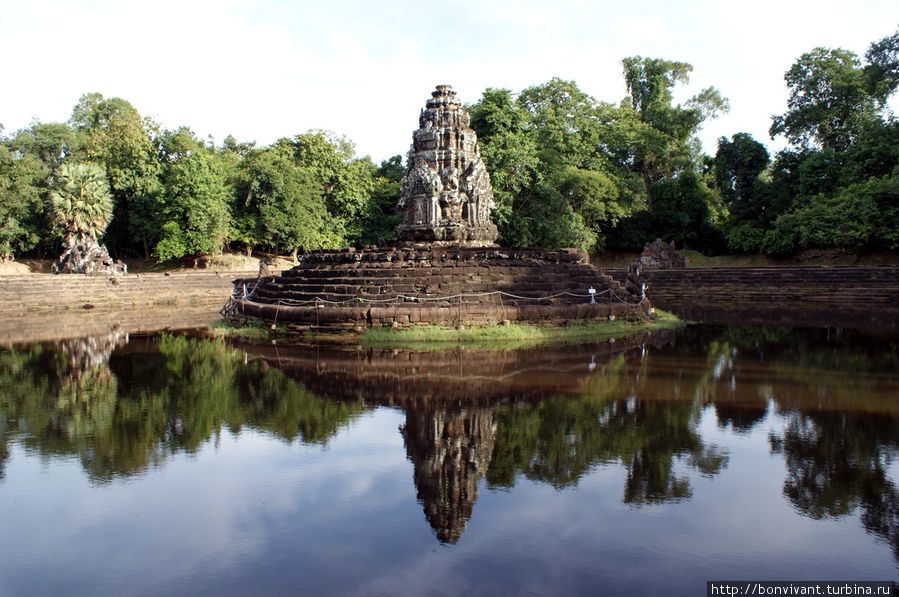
396;85;499;246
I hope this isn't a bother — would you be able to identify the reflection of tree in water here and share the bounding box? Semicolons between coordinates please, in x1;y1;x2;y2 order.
490;397;728;503
57;331;128;379
715;401;768;434
392;343;734;534
54;331;127;447
0;334;365;483
401;406;495;544
695;339;770;434
0;330;127;475
234;359;365;445
770;411;899;562
673;325;899;564
488;356;729;504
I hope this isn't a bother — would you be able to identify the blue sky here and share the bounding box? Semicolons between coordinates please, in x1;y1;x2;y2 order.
2;0;896;162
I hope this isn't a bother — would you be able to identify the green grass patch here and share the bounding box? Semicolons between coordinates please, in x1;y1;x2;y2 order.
679;249;775;268
209;318;272;342
359;310;682;350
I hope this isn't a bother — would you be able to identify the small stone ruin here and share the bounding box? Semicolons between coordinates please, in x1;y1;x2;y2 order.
632;239;686;271
626;239;684;298
51;241;127;275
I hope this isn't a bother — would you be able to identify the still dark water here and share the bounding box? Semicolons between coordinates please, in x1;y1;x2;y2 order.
1;325;897;596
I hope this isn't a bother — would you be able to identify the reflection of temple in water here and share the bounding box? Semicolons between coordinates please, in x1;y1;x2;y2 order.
242;331;676;543
401;406;495;543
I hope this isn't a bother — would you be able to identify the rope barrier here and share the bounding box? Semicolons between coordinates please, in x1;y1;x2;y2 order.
231;286;634;309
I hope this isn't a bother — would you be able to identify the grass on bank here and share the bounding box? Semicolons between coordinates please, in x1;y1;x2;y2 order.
210;310;683;350
359;310;683;350
209;318;273;342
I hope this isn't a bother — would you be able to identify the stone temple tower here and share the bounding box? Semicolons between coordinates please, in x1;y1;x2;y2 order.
396;85;499;246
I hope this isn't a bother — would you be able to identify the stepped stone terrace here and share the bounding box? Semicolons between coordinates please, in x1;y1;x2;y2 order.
230;245;648;330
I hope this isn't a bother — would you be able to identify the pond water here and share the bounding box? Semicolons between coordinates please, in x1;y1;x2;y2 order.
0;325;897;596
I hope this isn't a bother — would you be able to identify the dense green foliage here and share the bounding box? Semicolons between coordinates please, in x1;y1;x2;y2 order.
721;28;899;255
0;145;43;259
235;144;330;258
0;99;399;262
469;64;729;253
154;129;232;260
0;27;896;262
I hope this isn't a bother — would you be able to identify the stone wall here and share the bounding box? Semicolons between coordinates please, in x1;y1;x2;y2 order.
603;266;899;329
0;272;236;343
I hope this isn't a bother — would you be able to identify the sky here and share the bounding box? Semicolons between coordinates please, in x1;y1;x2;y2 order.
2;0;897;163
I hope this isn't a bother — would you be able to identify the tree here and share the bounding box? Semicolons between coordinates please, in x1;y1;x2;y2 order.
762;174;899;254
770;48;879;151
621;56;729;211
758;30;899;256
375;155;404;182
714;133;769;205
70;93;162;255
281;131;374;245
221;134;256;158
554;166;627;249
469;81;640;250
503;180;598;252
652;171;727;252
154;130;230;261
468;75;726;252
714;133;771;237
48;163;113;246
349;155;405;247
864;28;899;104
518;78;604;169
7;122;80;176
468;88;542;240
236;146;332;258
3;122;82;256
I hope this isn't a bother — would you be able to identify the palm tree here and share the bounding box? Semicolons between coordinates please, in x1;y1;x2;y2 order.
49;163;113;246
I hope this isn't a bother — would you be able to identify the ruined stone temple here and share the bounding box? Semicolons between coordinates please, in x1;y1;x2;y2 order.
228;85;651;329
395;85;498;246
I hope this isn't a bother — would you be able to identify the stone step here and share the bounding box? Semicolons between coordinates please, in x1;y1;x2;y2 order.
263;282;597;295
279;269;607;283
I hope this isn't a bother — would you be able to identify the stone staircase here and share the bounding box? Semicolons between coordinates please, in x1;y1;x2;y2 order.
235;246;645;328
